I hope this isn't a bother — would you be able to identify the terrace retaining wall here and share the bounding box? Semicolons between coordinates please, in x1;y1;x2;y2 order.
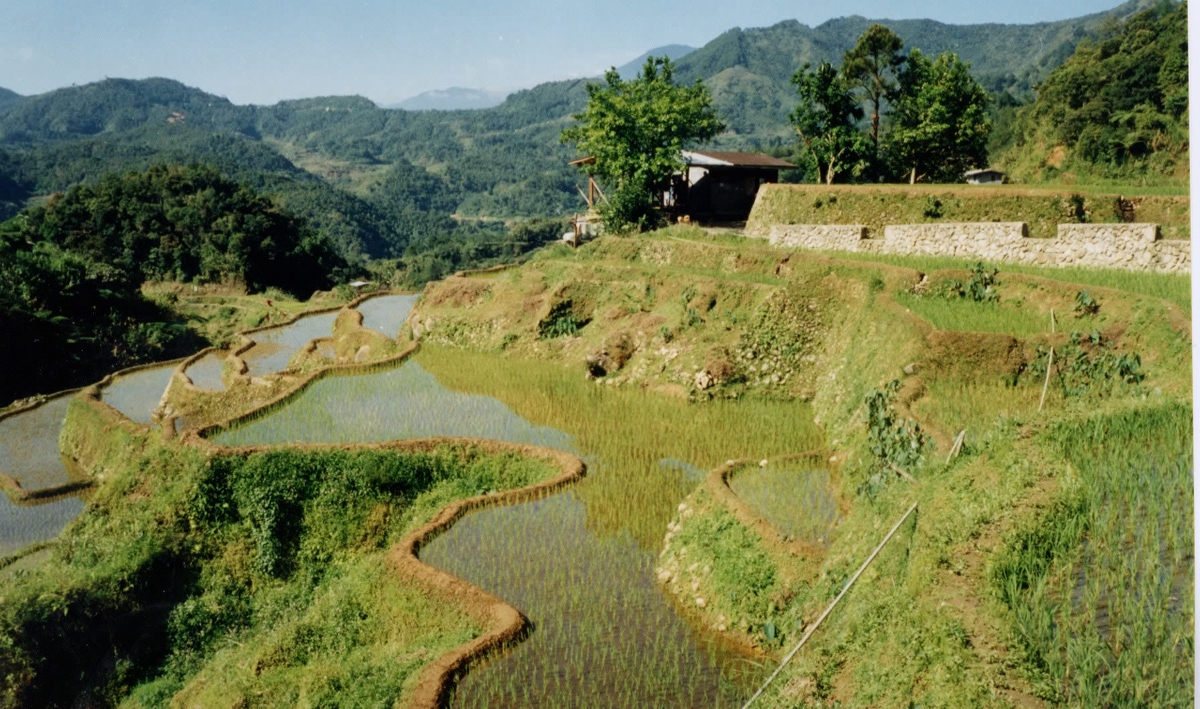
761;222;1190;273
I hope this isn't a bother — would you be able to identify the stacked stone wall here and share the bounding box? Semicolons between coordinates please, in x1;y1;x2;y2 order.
761;221;1189;273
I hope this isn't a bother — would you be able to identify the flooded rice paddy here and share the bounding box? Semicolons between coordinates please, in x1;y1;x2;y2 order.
240;311;338;376
0;494;85;557
0;396;90;556
729;465;840;545
100;364;176;423
0;396;74;489
215;345;829;707
184;351;228;390
356;294;418;339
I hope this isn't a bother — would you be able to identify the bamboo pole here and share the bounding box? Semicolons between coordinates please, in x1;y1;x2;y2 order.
1038;347;1054;412
945;429;967;464
740;501;920;709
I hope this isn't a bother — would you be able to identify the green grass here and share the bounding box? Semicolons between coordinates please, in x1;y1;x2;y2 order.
747;184;1190;240
894;292;1052;337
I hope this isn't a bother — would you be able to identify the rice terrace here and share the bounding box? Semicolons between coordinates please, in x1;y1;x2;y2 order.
0;0;1193;707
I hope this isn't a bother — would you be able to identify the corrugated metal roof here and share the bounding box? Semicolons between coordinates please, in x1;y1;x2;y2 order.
684;150;795;168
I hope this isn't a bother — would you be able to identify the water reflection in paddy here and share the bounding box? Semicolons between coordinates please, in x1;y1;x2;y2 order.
0;494;85;557
0;396;73;488
0;395;90;556
184;352;227;390
356;294;419;340
214;347;827;707
241;312;338;377
101;364;176;423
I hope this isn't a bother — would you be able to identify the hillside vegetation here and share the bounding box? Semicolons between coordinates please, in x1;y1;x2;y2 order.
0;164;348;405
995;1;1188;185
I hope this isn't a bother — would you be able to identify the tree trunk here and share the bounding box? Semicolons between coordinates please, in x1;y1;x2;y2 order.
909;167;917;184
871;101;881;150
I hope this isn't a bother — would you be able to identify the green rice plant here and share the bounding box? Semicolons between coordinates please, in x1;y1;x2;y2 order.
825;250;1191;311
217;345;825;707
991;402;1193;706
896;292;1051;337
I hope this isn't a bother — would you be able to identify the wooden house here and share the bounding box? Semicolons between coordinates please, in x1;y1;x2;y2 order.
666;151;795;221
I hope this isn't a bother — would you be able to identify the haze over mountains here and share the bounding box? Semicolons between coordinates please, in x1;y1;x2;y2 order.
0;0;1158;259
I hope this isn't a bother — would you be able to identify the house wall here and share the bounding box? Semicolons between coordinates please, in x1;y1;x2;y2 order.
761;222;1190;273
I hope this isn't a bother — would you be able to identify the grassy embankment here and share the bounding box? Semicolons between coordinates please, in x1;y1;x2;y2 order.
0;389;563;708
747;184;1190;241
411;227;1192;706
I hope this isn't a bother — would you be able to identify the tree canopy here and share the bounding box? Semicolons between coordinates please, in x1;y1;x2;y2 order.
886;49;991;183
6;163;347;297
789;62;872;184
561;57;724;230
842;24;906;151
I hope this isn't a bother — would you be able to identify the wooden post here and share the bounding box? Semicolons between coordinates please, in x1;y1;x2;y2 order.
1038;347;1054;412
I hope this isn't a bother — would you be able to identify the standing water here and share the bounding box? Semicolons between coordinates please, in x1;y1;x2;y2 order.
355;294;419;340
0;396;89;556
101;364;177;424
240;312;338;377
214;347;827;707
184;352;228;390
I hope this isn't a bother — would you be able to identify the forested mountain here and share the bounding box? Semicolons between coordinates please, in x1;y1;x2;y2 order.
0;88;21;112
995;1;1188;183
0;0;1167;263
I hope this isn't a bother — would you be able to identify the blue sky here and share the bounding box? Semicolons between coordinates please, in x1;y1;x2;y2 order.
1;0;1134;105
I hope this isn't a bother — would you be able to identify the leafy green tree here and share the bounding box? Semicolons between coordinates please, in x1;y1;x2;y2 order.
842;24;906;151
12;164;347;296
560;57;724;231
789;62;872;184
886;50;991;183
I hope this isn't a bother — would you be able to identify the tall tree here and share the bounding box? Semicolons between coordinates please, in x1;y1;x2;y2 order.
789;62;872;184
561;57;724;231
842;24;906;150
886;50;991;183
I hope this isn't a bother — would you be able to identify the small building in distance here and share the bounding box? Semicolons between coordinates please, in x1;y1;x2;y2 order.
667;151;796;222
964;168;1005;185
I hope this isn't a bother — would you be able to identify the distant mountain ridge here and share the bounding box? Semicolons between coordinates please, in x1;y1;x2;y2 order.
616;44;696;78
390;87;510;111
0;88;21;112
0;0;1160;254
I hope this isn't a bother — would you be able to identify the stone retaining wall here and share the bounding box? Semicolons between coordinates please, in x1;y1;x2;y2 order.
762;221;1189;272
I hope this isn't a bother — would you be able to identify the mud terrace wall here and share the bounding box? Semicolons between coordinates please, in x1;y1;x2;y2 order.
761;222;1190;273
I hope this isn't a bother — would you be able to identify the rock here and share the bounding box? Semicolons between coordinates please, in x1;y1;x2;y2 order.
693;370;714;391
759;459;769;468
903;362;920;375
695;597;706;608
